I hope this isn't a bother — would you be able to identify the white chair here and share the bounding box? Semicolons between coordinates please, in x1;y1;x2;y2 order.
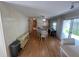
41;30;48;40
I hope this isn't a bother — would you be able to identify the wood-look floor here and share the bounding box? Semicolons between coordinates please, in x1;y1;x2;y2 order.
18;31;61;57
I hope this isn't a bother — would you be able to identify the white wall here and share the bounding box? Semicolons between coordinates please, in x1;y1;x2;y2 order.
56;16;63;39
1;3;28;56
0;11;7;57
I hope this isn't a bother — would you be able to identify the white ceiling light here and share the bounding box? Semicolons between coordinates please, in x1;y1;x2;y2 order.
43;19;46;21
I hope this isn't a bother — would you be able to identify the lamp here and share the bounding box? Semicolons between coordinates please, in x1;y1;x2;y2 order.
70;2;79;9
70;2;74;9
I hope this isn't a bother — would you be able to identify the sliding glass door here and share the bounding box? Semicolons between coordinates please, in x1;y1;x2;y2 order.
61;20;71;39
62;18;79;45
71;19;79;45
71;19;79;40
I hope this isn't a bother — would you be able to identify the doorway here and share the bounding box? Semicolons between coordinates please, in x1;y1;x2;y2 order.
28;17;37;37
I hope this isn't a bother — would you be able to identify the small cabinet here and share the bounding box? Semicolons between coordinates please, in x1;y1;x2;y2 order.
9;40;21;57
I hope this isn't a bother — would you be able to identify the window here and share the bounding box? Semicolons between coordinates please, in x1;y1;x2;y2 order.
52;22;57;30
62;20;71;39
72;19;79;36
71;18;79;41
62;18;79;45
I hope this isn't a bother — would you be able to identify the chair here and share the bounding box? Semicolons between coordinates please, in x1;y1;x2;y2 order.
37;27;41;40
41;30;48;40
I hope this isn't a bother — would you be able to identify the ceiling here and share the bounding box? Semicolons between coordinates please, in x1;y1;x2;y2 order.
3;1;79;17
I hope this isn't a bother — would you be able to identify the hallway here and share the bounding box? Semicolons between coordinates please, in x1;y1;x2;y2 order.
19;31;61;57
